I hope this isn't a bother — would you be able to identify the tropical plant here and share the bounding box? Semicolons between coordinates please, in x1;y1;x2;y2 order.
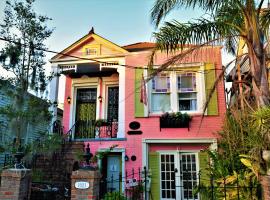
196;150;261;200
150;0;270;108
0;0;53;150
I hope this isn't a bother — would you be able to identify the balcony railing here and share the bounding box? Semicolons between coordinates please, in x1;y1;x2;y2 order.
68;120;118;139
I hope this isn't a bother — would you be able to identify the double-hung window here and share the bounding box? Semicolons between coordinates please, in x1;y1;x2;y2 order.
151;73;171;112
177;73;197;111
150;71;200;113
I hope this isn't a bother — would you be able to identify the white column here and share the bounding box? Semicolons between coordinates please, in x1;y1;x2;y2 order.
117;65;125;138
49;64;59;133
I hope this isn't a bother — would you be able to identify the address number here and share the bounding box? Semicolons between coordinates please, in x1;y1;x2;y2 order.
75;181;90;189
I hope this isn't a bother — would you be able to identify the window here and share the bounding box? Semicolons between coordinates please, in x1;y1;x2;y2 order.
85;48;97;56
151;73;171;112
150;71;201;113
178;73;197;111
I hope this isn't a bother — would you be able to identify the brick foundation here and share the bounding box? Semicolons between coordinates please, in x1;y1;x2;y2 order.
261;176;270;200
71;170;100;200
0;169;32;200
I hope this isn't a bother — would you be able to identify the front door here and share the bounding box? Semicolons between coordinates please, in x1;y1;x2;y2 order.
106;155;121;192
160;153;199;200
75;88;97;138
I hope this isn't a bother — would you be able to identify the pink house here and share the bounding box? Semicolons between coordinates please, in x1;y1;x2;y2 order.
50;29;225;199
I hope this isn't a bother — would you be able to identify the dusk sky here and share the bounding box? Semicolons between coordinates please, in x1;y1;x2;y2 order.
0;0;203;56
0;0;204;101
0;0;250;101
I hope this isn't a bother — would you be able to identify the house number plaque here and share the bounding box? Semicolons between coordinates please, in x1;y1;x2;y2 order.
75;181;90;189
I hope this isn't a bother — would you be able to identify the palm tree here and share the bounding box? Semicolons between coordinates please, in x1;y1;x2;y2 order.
150;0;270;108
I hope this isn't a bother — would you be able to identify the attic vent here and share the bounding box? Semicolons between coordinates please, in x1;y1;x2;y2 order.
100;62;119;67
59;65;77;72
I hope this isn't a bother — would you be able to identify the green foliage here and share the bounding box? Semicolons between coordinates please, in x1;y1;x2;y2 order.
95;119;107;127
150;0;270;106
32;168;45;182
0;0;53;152
195;107;270;199
103;191;125;200
160;111;191;122
196;151;260;200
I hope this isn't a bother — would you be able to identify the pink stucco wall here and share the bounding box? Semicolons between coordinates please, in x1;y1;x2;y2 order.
62;47;225;172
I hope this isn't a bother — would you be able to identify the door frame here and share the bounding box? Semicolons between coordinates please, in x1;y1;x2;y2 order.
142;139;217;200
70;84;98;139
158;151;200;200
104;84;119;121
97;148;125;193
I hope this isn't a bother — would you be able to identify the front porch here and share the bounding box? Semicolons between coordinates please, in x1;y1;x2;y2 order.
50;59;126;140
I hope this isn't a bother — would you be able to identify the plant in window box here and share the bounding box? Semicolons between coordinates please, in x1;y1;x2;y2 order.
160;112;191;128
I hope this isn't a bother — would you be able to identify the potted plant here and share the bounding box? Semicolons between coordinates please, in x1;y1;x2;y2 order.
95;119;109;127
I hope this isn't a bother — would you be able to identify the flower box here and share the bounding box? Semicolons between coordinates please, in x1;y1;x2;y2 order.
160;112;191;130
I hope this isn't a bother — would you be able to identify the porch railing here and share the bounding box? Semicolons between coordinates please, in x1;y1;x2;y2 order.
68;120;118;139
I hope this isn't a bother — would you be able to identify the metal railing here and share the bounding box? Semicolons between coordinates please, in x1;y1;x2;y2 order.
67;120;118;139
97;168;261;200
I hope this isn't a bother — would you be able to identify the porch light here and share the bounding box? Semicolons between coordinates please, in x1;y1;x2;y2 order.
67;96;71;104
98;95;102;103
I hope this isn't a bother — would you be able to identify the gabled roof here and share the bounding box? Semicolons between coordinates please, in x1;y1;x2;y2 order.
50;28;129;61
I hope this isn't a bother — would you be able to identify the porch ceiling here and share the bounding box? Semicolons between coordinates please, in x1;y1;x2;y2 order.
62;63;118;78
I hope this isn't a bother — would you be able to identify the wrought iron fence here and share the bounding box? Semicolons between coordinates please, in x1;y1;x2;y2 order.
99;167;147;200
97;167;262;200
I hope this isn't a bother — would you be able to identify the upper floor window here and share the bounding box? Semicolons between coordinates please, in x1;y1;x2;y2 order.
151;73;171;112
178;73;197;111
150;71;202;113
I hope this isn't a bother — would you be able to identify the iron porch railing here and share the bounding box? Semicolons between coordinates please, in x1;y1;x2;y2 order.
67;120;118;139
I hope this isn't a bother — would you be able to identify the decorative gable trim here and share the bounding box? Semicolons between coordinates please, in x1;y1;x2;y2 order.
50;32;128;61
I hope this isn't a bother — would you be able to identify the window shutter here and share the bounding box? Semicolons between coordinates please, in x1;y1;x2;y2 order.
134;68;144;117
149;152;160;200
198;151;210;200
204;63;218;115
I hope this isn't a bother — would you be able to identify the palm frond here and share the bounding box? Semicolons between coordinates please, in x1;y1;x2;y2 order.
153;18;240;54
151;0;237;26
260;8;270;35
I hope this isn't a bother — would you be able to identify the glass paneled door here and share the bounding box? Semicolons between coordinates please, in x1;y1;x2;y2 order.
75;88;97;138
107;86;119;121
160;153;199;200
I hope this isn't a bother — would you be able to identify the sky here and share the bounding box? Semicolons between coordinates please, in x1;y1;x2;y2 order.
0;0;208;102
0;0;205;58
3;0;268;102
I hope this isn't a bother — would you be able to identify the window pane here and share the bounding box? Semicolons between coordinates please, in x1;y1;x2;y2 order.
179;99;197;111
179;93;197;99
152;74;170;92
151;93;170;112
178;73;196;92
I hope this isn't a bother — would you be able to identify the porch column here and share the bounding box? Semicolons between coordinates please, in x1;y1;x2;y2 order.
49;64;60;133
117;66;125;138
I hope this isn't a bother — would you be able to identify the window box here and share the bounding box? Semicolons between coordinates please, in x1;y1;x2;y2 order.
160;112;191;129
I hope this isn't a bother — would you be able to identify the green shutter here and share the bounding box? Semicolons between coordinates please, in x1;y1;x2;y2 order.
198;151;211;200
135;68;144;117
149;152;160;200
204;63;218;115
198;151;210;186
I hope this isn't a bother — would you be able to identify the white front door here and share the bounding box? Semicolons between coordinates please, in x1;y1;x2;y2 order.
160;153;199;200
